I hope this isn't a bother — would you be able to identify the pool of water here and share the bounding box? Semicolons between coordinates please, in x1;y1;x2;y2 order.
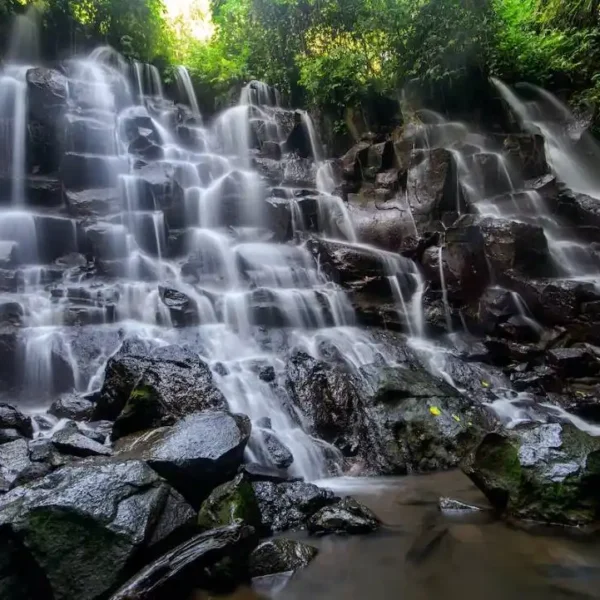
195;471;600;600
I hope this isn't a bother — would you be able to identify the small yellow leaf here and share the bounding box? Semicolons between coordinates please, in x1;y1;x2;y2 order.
481;380;490;388
429;406;441;416
452;414;461;422
576;391;586;397
468;421;473;427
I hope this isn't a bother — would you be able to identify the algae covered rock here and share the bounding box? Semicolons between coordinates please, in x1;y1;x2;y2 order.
358;364;494;473
112;345;227;438
462;422;600;526
0;458;195;600
198;473;262;531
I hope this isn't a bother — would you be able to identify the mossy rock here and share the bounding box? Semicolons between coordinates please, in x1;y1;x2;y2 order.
462;422;600;526
198;474;262;531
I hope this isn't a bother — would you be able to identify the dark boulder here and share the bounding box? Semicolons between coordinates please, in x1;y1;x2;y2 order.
498;133;548;180
307;496;379;535
341;141;370;179
305;238;389;285
197;473;261;530
116;412;250;506
112;346;227;438
547;347;600;378
356;363;495;474
258;430;294;469
158;286;199;327
556;189;600;229
0;440;32;491
285;351;365;455
463;423;600;526
252;480;336;533
48;394;94;422
26;67;68;121
108;524;258;600
249;539;318;577
0;405;32;440
0;459;195;600
92;338;156;422
406;149;465;227
51;426;112;458
478;218;553;277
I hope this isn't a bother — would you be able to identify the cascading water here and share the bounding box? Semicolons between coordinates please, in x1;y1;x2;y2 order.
0;23;434;481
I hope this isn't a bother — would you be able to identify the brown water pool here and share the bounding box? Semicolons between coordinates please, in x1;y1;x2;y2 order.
195;470;600;600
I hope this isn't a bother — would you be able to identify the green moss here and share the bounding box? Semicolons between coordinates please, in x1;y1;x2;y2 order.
198;475;261;531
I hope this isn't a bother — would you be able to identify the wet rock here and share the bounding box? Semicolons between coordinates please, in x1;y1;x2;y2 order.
498;133;548;180
262;140;282;160
285;351;365;454
0;440;32;490
363;141;395;180
60;153;128;191
306;238;388;284
49;393;94;421
51;426;112;458
21;176;63;207
136;162;185;212
118;112;159;145
438;497;483;513
241;463;300;484
26;67;68;121
556;189;600;229
252;157;285;184
356;363;494;474
479;218;553;277
93;339;159;421
128;134;164;161
0;242;18;269
0;429;23;445
64;187;119;218
0;405;33;439
406;148;465;227
112;345;227;438
259;430;294;469
158;286;199;327
341;141;370;179
249;538;318;577
547;347;600;378
264;197;292;241
283;113;311;158
307;496;379;535
440;221;489;302
198;473;261;530
463;423;600;525
108;524;259;600
0;459;195;600
0;328;19;390
116;412;250;506
252;480;336;533
64;114;116;155
283;157;317;188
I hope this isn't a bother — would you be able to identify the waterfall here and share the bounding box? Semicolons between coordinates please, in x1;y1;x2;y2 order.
175;66;201;119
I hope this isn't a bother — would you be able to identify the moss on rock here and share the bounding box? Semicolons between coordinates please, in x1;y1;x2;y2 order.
198;474;262;531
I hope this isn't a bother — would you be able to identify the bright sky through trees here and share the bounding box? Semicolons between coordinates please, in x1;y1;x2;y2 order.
164;0;213;39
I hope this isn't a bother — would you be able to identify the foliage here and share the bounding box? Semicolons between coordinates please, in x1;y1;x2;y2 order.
2;0;175;62
4;0;600;131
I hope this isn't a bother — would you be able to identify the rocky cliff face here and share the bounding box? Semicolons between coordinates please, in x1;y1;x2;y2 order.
0;58;599;599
